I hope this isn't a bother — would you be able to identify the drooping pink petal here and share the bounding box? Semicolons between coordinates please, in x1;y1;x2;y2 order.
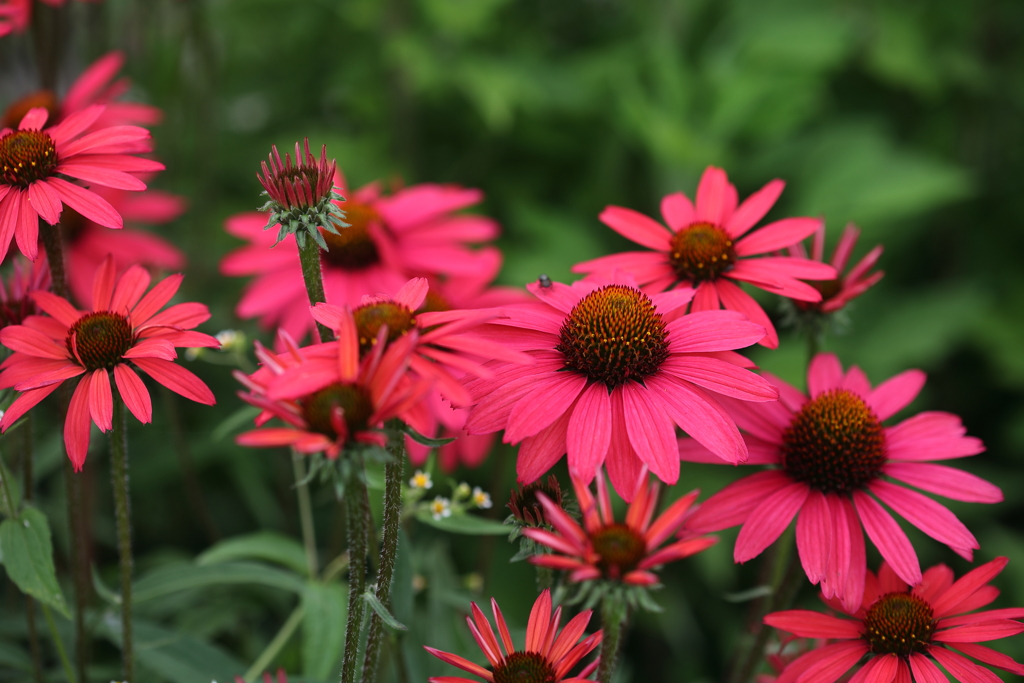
88;369;113;432
883;462;1002;503
14;192;39;261
734;482;809;563
598;206;671;251
950;643;1024;675
0;324;69;359
46;177;123;229
933;620;1024;643
929;646;1004;683
870;480;978;560
713;279;778;348
504;373;586;443
130;357;215;405
516;410;571;485
622;383;679;484
791;640;868;683
724;179;783;238
909;652;949;683
852;491;922;586
868;369;926;421
685;471;791;532
0;384;60;430
65;375;94;471
829;496;866;613
689;281;719;312
55;163;147;191
566;382;612;483
764;610;862;639
113;364;152;423
796;490;832;585
27;181;62;225
645;375;747;464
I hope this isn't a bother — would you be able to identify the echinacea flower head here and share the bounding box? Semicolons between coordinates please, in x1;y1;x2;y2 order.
523;469;716;586
0;0;29;37
257;138;346;249
508;474;565;529
464;273;778;499
0;257;218;470
0;105;163;260
789;222;883;314
425;589;602;683
682;352;997;612
765;558;1024;683
0;254;49;329
221;170;501;341
234;309;430;458
572;166;837;348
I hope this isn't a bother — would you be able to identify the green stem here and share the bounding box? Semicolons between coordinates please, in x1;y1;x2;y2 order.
243;603;306;683
110;391;134;682
26;596;44;683
597;593;628;683
292;450;319;577
297;237;334;342
41;603;76;683
341;460;371;683
361;424;405;683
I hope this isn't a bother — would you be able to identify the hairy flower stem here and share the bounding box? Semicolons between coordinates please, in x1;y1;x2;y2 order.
297;237;334;342
40;222;89;683
361;422;405;683
292;451;319;577
110;392;134;682
341;459;371;683
597;594;628;683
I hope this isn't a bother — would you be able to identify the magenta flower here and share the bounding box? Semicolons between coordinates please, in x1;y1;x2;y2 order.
789;222;883;313
0;106;163;260
0;254;49;328
425;589;602;683
523;469;716;585
765;558;1024;683
463;274;777;499
573;166;836;348
682;353;997;611
220;170;501;341
0;257;218;470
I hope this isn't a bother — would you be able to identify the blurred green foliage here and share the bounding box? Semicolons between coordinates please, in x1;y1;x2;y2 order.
1;0;1024;680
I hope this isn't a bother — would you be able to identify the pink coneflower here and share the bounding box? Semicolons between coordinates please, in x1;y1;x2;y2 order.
789;223;883;314
0;106;163;261
0;0;29;37
234;316;430;458
682;352;996;611
220;170;501;341
523;469;716;585
572;166;837;348
0;257;218;470
463;273;777;499
57;183;185;306
2;51;162;134
765;558;1024;683
425;589;602;683
0;254;49;329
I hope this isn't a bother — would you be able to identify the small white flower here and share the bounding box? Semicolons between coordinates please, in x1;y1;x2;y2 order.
430;496;452;520
409;470;433;490
215;329;244;351
471;487;492;509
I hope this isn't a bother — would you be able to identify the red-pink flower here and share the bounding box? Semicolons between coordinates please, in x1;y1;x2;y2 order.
765;558;1024;683
682;353;996;611
220;171;501;341
463;274;777;499
572;166;836;348
0;0;29;37
523;469;716;585
0;254;49;328
234;315;430;458
425;589;602;683
789;223;883;313
0;257;218;470
0;106;163;260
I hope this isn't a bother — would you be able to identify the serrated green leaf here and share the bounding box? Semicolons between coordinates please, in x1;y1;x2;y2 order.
302;581;347;678
402;424;456;447
363;590;407;630
196;532;309;576
416;512;510;535
0;507;69;617
133;561;305;604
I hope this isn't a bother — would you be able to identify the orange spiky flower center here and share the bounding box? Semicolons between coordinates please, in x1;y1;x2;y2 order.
66;312;133;370
352;301;417;356
557;284;669;388
1;130;58;188
2;91;58;130
321;202;381;270
668;222;736;283
864;592;935;657
299;382;374;440
782;388;886;494
591;523;646;579
493;651;557;683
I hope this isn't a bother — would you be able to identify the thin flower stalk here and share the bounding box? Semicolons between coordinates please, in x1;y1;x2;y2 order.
109;389;133;681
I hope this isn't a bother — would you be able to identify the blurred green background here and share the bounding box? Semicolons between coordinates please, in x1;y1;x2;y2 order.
2;0;1024;681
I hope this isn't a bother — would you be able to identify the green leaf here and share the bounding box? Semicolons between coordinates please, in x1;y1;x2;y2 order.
196;532;309;576
416;512;510;535
97;615;246;683
302;581;348;679
363;590;407;630
402;423;456;447
212;404;261;441
133;561;305;604
0;640;31;671
0;507;69;617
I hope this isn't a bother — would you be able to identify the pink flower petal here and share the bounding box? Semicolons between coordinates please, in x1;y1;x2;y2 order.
796;490;832;585
0;384;60;430
423;647;494;681
666;309;767;353
694;166;733;225
852;491;922;586
46;177;123;229
764;610;862;639
934;620;1024;643
236;428;304;448
828;496;866;613
870;480;979;559
27;180;62;225
55;163;146;191
525;590;552;653
30;291;81;326
932;557;1009;619
908;652;949;683
660;191;695;230
130;357;215;405
114;364;152;423
734;217;823;256
868;369;926;421
886;411;985;462
661;356;778;402
686;471;791;532
504;373;586;443
393;277;429;310
88;369;113;432
598;205;671;251
129;273;183;327
65;375;94;471
793;640;868;683
690;280;719;312
950;643;1024;675
605;391;644;501
724;179;783;238
734;482;809;563
713;278;778;348
516;410;571;484
622;383;679;484
18;108;49;130
566;382;611;483
110;265;152;314
807;353;844;397
645;375;747;464
884;462;1002;503
91;256;117;311
930;646;1004;683
14;192;39;260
